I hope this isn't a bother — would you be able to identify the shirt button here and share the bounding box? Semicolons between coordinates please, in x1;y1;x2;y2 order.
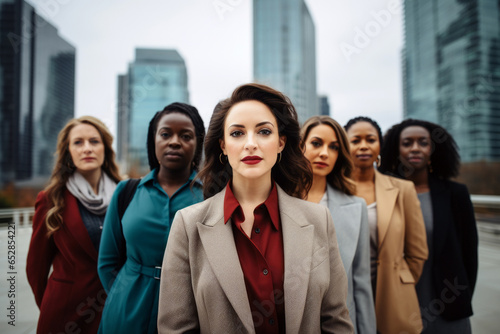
263;269;269;275
269;318;275;325
255;228;260;234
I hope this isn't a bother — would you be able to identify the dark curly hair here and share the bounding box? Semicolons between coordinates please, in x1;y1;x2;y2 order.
300;116;356;196
344;116;384;147
147;102;205;172
379;119;460;179
197;83;312;199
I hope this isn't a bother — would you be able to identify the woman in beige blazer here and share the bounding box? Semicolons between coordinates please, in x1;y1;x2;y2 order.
158;83;353;334
344;117;428;334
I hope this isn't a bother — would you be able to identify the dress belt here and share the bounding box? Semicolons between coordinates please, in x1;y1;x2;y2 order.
127;259;162;280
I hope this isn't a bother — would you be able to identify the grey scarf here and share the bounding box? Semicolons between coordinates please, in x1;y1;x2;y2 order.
66;171;117;215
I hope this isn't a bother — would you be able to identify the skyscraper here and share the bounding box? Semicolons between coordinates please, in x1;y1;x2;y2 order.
403;0;500;162
117;48;189;174
253;0;318;122
0;0;75;186
318;95;330;116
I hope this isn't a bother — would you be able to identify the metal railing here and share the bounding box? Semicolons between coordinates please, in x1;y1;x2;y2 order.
0;195;499;227
470;195;500;209
0;207;35;226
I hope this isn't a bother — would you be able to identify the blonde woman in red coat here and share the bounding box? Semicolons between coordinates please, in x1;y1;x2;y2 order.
26;116;121;333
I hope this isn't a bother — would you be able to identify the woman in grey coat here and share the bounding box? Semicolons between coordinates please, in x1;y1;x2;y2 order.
301;116;376;334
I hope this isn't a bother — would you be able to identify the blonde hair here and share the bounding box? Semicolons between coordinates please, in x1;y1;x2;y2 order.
300;116;356;196
44;116;121;236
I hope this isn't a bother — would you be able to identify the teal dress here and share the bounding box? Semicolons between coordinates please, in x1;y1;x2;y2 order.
98;169;203;333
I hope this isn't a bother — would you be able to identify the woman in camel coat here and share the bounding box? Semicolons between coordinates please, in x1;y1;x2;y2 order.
345;116;428;334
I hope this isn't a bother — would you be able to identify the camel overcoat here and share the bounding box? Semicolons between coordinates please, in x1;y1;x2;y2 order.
373;171;428;334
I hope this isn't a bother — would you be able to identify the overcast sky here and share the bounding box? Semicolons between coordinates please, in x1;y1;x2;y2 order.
26;0;404;138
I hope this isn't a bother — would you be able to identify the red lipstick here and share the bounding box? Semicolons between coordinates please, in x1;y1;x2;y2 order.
313;162;328;168
241;156;262;165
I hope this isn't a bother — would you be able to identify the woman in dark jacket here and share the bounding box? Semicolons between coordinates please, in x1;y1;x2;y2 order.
380;119;478;333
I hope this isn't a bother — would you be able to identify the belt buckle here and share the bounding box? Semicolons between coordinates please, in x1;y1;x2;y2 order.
154;266;162;280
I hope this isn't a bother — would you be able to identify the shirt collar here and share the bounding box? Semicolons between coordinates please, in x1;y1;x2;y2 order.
223;181;280;230
139;169;156;186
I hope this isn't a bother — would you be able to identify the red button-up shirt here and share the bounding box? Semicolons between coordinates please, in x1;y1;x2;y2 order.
224;182;285;334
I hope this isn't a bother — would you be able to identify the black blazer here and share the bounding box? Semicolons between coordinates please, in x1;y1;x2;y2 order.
428;175;478;320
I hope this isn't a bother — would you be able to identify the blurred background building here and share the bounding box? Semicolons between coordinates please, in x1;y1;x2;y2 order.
403;0;500;163
253;0;318;123
117;48;189;175
1;0;499;208
318;95;330;116
0;0;75;188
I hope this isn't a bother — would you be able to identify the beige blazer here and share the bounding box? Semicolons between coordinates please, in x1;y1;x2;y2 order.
374;171;428;334
158;185;354;334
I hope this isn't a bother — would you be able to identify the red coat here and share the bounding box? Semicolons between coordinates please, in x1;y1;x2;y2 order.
26;189;106;334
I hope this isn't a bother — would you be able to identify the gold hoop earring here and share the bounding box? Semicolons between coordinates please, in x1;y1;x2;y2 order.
377;155;381;168
277;152;282;163
219;153;226;164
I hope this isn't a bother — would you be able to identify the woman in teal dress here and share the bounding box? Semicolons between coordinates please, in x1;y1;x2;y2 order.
98;102;205;333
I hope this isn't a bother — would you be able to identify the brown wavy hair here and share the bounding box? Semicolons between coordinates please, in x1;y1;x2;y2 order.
300;116;356;196
197;83;312;199
44;116;121;236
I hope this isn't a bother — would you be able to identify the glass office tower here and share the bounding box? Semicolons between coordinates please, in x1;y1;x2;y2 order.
0;0;75;185
318;95;330;116
117;48;189;174
403;0;500;162
253;0;318;123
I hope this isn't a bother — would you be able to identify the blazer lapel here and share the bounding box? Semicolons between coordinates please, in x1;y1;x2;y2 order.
197;188;254;333
278;187;315;333
63;190;99;261
374;171;399;249
327;186;361;272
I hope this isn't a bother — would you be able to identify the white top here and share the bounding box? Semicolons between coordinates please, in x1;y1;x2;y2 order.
367;202;378;286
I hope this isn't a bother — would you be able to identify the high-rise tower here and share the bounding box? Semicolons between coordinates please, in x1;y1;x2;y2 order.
403;0;500;162
253;0;318;123
0;0;75;185
117;48;189;174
